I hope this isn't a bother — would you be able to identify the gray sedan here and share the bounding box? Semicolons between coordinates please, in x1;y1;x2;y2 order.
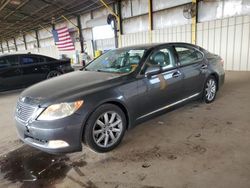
15;43;225;153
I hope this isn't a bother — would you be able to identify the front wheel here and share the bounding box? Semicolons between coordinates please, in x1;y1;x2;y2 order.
47;70;61;79
84;104;126;153
203;76;217;103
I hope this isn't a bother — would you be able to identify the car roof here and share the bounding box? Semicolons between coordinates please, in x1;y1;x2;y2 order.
0;53;57;59
118;42;200;50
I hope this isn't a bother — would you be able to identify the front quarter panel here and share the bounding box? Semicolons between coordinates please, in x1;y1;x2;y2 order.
79;81;141;135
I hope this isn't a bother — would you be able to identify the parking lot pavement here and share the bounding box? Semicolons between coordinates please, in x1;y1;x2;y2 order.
0;89;23;156
0;71;250;188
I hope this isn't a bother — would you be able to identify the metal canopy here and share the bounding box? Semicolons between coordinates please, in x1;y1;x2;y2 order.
0;0;114;41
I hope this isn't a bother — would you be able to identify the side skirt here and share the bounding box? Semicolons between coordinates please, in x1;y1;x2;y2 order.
137;93;200;120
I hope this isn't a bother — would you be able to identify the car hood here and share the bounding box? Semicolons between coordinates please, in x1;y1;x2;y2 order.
20;70;126;106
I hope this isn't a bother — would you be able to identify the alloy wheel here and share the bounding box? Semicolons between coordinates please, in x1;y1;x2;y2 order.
205;79;216;101
47;71;61;79
92;111;123;148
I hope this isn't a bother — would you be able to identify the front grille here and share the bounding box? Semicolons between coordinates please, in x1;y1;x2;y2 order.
16;101;36;123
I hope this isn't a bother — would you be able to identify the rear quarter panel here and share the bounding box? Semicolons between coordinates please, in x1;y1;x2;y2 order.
206;53;225;89
47;59;74;73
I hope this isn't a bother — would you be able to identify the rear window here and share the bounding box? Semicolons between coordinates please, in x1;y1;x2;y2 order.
6;56;19;65
0;56;19;67
175;47;203;66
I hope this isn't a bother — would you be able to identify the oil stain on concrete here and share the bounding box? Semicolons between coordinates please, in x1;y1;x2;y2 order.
0;145;87;188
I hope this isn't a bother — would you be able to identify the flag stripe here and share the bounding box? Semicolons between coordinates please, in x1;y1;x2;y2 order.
58;36;71;41
58;33;70;38
56;41;74;46
52;27;75;51
58;43;74;48
58;47;75;51
56;39;73;45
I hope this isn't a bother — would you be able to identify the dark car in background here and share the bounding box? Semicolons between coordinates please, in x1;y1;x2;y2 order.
0;53;73;91
15;43;225;154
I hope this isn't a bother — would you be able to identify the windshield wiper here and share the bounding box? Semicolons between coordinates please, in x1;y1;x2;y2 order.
97;69;110;73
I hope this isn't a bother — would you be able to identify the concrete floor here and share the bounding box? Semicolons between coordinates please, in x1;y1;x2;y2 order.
0;71;250;188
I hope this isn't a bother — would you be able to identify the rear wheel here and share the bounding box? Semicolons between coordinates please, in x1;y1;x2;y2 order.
203;76;217;103
84;104;126;153
47;70;61;79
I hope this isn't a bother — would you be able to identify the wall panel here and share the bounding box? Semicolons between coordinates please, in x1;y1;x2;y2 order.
121;15;250;71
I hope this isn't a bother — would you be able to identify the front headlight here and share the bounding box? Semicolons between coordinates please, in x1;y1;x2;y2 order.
37;100;83;121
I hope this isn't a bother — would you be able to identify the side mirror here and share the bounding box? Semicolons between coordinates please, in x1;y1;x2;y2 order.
145;65;161;78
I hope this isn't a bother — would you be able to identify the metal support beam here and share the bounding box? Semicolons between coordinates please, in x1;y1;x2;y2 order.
39;24;52;34
148;0;153;43
3;0;30;20
112;3;119;48
52;24;56;45
35;30;40;48
0;0;11;12
23;35;27;50
61;15;80;35
6;40;10;52
191;0;197;44
77;15;84;53
99;0;122;47
117;0;122;35
0;43;3;53
13;37;18;51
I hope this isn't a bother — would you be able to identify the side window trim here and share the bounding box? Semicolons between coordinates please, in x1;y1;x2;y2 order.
140;45;177;75
174;45;204;67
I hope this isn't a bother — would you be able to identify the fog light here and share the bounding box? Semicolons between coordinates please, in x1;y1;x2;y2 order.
47;140;69;149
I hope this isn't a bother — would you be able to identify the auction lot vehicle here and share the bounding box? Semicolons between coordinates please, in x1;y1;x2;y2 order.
0;54;73;91
15;43;225;153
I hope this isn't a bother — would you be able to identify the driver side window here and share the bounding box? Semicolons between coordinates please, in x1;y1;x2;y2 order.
147;48;174;70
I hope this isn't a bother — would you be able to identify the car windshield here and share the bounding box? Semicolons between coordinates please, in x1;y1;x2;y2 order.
85;48;146;73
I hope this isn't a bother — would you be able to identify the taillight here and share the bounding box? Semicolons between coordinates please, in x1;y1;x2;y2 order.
220;59;224;67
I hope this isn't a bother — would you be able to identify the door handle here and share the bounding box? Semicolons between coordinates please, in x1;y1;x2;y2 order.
201;64;208;69
172;71;181;78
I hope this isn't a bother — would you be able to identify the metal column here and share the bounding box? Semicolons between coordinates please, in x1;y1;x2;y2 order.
148;0;153;43
13;37;18;51
35;30;40;48
0;43;3;53
23;35;27;50
99;0;122;47
77;15;84;53
6;40;10;52
191;0;198;44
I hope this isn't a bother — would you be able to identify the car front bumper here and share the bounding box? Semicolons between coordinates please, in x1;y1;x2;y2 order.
15;114;84;154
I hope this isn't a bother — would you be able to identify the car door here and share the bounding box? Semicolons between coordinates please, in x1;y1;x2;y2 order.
135;46;184;120
20;55;46;86
173;45;207;97
0;55;23;91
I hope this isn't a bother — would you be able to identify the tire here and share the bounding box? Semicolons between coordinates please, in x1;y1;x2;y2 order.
203;76;217;103
46;70;61;79
84;104;126;153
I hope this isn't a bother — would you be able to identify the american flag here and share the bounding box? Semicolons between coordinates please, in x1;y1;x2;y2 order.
52;27;75;51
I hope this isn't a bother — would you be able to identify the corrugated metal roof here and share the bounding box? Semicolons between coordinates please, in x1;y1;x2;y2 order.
0;0;115;41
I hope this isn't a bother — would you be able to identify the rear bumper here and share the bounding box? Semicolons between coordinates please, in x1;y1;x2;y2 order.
219;72;225;89
15;114;83;154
